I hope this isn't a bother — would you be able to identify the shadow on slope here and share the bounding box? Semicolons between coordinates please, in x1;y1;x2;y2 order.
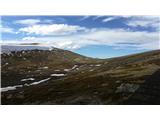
123;69;160;105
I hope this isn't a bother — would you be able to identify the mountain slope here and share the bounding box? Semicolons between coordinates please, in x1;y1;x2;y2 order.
1;47;160;105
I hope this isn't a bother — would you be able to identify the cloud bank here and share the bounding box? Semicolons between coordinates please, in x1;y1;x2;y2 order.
0;25;14;33
15;19;41;25
19;24;87;35
3;28;159;51
126;16;160;32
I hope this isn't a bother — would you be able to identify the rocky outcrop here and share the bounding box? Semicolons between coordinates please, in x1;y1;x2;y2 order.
124;70;160;104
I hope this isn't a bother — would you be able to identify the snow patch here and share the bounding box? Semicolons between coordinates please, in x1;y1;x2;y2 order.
63;65;79;72
95;64;101;67
1;85;23;92
43;66;48;69
29;78;51;85
21;78;35;82
1;78;51;92
90;64;101;67
72;65;78;69
39;66;49;69
50;74;65;77
64;69;71;72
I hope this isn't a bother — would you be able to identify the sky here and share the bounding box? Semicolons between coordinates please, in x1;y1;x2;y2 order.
0;16;159;58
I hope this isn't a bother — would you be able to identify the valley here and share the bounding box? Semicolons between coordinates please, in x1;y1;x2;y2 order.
1;46;160;105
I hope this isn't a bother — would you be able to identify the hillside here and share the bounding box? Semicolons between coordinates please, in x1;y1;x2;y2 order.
1;46;160;105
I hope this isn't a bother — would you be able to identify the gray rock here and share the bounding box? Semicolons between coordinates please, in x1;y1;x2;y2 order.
116;83;139;93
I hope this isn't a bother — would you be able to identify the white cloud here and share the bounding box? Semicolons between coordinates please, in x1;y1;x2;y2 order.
101;16;159;31
102;17;117;22
22;36;36;41
79;16;90;21
126;16;159;30
0;26;14;33
14;18;64;26
93;16;104;20
19;24;87;35
14;28;159;50
15;19;41;25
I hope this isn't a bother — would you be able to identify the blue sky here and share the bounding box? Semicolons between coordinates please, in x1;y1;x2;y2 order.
0;16;159;58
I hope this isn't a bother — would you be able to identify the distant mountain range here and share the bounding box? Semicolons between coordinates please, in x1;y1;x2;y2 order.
1;45;160;105
1;45;50;53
